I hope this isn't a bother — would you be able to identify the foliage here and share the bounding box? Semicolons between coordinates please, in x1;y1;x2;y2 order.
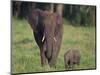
63;5;96;26
12;1;96;26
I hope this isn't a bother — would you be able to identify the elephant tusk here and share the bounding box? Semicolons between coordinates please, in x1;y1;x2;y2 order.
54;37;57;42
42;35;45;42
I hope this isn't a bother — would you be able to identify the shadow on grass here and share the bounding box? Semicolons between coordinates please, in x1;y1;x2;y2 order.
13;38;39;50
14;38;33;44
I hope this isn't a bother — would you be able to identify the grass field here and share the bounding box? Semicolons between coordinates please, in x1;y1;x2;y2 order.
12;18;96;73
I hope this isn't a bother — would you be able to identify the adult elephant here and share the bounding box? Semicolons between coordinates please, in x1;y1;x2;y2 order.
27;8;63;67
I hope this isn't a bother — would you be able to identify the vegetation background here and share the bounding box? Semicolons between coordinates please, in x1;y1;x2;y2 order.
12;1;96;73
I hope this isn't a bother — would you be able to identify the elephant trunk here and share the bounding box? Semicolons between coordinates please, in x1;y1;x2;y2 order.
45;36;53;59
42;11;56;61
42;29;56;60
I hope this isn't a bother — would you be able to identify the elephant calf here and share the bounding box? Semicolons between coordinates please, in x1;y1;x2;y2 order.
64;49;80;70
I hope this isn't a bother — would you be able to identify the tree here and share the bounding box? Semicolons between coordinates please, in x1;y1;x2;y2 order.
56;4;63;16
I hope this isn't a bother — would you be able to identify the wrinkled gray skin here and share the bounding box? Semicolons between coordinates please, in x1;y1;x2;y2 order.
27;9;63;67
64;49;80;70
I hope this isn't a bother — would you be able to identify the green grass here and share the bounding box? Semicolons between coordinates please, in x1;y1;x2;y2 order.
12;18;96;73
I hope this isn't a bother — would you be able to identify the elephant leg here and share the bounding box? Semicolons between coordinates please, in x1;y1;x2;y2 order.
40;50;47;66
33;32;47;66
49;31;63;67
40;41;48;66
48;45;58;67
69;62;74;70
48;37;60;67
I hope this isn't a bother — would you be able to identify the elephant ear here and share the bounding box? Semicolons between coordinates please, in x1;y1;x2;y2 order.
27;10;39;32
